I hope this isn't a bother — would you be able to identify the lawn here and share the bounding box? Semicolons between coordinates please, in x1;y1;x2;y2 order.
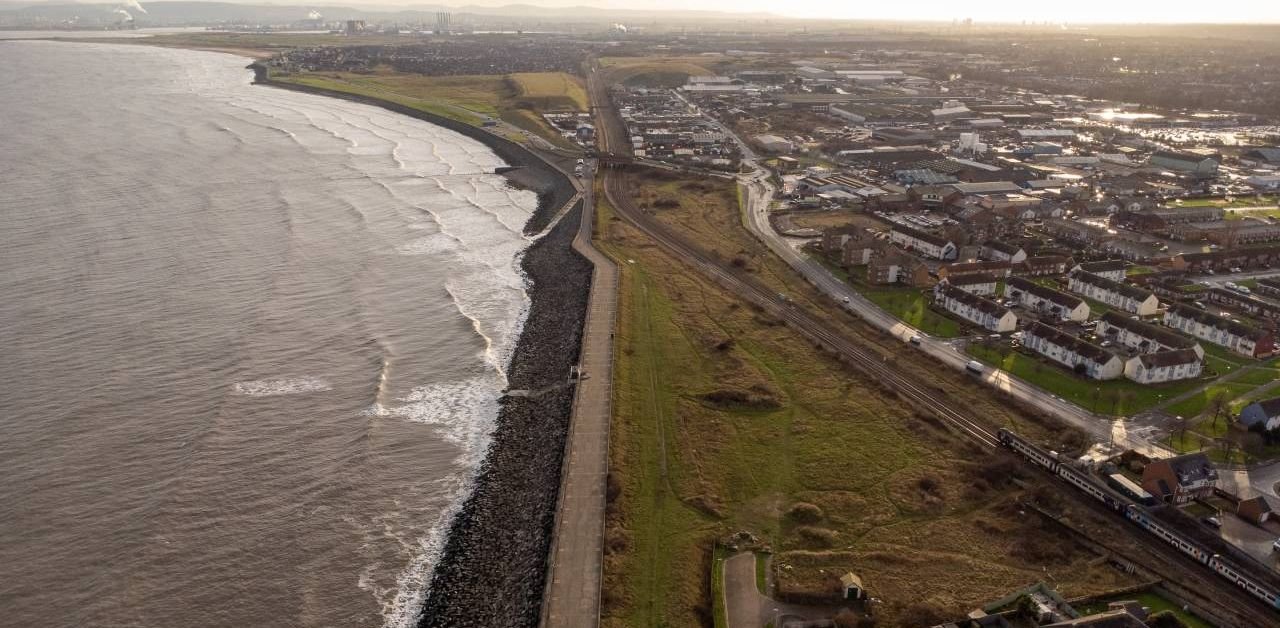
1073;591;1213;628
860;287;963;337
1164;382;1255;419
598;56;718;87
1178;194;1277;209
596;191;1134;627
966;343;1206;415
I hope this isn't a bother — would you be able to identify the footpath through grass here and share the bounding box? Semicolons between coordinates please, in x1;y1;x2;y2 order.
966;343;1204;415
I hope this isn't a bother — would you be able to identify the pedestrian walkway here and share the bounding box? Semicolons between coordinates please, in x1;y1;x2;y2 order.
541;171;619;628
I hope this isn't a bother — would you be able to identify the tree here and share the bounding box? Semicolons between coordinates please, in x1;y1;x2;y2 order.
1148;610;1190;628
833;609;860;628
1208;391;1231;430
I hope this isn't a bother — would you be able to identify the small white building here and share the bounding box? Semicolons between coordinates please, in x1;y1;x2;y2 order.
934;284;1017;332
1022;322;1124;380
1005;277;1090;322
1067;271;1160;316
1124;349;1203;384
982;240;1027;264
947;272;998;297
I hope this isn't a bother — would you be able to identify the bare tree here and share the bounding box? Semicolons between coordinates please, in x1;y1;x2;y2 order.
1208;391;1232;431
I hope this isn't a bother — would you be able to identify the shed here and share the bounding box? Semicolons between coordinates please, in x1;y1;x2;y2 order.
1237;495;1273;524
839;572;866;600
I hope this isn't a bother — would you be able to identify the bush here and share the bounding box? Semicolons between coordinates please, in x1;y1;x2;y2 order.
787;502;824;524
917;476;941;495
1148;611;1190;628
795;526;838;547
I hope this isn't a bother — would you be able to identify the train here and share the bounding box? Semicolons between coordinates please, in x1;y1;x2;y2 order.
996;428;1280;610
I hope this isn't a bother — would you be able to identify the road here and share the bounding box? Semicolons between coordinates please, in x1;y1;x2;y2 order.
540;162;619;628
585;65;1280;627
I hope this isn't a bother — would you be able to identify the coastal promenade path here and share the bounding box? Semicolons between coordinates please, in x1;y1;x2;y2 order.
541;163;618;628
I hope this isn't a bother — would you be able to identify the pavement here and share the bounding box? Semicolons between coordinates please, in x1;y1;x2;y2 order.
541;162;620;628
723;553;842;628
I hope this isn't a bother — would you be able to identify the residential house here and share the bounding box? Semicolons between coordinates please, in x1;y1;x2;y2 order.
1016;255;1075;277
1073;259;1127;282
1168;247;1280;273
1067;271;1160;316
1206;287;1280;323
821;226;861;253
1097;311;1203;359
1005;277;1090;322
1099;239;1160;263
1124;349;1203;383
1042;218;1111;246
890;225;957;260
938;260;1012;280
1239;397;1280;432
1022;321;1124;380
1149;205;1226;225
1255;276;1280;299
1236;496;1273;525
981;240;1027;264
934;284;1018;332
841;236;885;267
947;272;998;296
868;251;931;286
1141;452;1218;504
1164;303;1275;358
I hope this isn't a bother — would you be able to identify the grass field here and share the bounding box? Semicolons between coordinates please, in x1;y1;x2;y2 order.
966;343;1206;415
1177;195;1278;209
598;56;718;87
273;70;583;148
510;72;588;111
860;287;963;337
597;178;1134;627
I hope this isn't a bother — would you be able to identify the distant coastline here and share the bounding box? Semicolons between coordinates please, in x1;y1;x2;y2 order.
249;61;593;627
247;62;574;235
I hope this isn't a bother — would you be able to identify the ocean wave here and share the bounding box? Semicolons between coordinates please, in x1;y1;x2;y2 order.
232;377;332;397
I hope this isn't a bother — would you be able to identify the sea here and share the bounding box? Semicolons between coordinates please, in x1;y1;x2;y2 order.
0;39;538;627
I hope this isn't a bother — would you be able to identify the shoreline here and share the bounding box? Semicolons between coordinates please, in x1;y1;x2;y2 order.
250;64;593;627
248;63;575;236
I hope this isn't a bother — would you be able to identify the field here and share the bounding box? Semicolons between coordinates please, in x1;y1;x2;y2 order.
597;56;718;87
860;286;963;337
510;72;589;111
272;69;585;148
597;175;1134;627
966;343;1207;415
1178;194;1278;209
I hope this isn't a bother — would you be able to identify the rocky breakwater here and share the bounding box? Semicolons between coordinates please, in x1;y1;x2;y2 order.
417;201;592;628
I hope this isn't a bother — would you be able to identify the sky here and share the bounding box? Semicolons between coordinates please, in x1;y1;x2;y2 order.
404;0;1280;24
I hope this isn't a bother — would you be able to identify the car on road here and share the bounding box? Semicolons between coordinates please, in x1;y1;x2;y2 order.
1273;538;1280;553
909;335;922;346
1204;516;1222;528
842;296;850;303
965;360;984;374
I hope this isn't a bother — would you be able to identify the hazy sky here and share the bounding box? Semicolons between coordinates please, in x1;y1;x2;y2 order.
422;0;1280;23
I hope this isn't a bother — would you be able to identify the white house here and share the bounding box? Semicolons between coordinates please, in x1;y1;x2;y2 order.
934;284;1018;332
1067;271;1160;316
890;225;957;260
1073;259;1127;282
1096;311;1203;359
982;240;1027;264
946;273;998;297
1164;303;1275;358
1005;277;1090;322
1239;398;1280;431
1022;322;1124;380
1124;349;1203;384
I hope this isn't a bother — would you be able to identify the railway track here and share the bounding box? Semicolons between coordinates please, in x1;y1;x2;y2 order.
585;65;1280;626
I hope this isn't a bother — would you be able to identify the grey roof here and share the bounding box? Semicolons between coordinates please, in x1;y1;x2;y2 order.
939;284;1009;317
950;272;998;286
892;224;951;248
1008;277;1084;309
1168;303;1269;342
1250;397;1280;419
1079;259;1126;274
1166;452;1218;485
1071;271;1156;302
1024;321;1115;365
949;181;1024;195
983;240;1023;255
1099;311;1197;350
1137;348;1200;369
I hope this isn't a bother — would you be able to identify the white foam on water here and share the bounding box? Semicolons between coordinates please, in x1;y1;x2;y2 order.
395;232;459;256
232;377;332;397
